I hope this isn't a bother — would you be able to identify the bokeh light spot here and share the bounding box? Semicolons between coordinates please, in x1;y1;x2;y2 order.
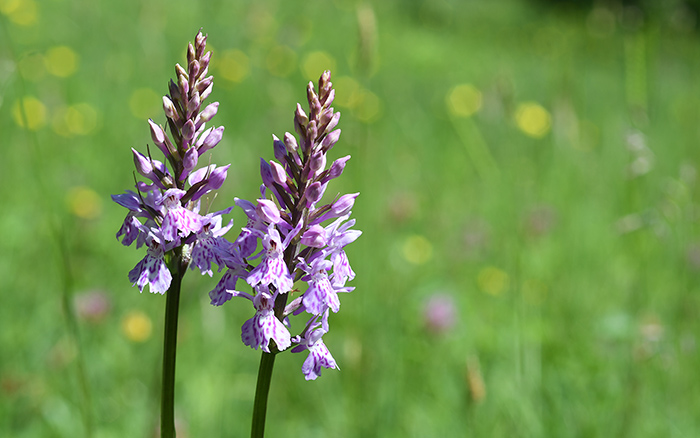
0;0;37;26
129;88;160;120
301;51;336;82
218;49;250;83
66;186;102;219
515;102;551;138
66;103;98;135
266;45;297;77
333;76;361;108
12;96;46;130
0;0;21;15
446;84;482;118
353;89;383;123
73;290;111;324
477;266;509;296
53;103;99;137
121;311;152;343
424;294;457;335
402;234;433;265
45;46;79;78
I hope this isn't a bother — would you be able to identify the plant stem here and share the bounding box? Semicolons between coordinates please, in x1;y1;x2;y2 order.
251;352;277;438
161;252;184;438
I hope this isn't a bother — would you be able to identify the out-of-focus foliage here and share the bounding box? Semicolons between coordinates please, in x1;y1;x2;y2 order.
2;0;700;436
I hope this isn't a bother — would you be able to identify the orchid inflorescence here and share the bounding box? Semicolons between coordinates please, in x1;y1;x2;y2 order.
112;30;231;294
210;70;361;380
112;30;360;381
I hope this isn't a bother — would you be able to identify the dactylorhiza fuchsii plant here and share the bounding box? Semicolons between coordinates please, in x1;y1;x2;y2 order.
209;70;361;436
112;30;232;438
112;30;360;438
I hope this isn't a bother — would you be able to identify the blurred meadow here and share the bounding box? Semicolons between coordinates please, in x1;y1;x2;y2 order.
3;0;700;436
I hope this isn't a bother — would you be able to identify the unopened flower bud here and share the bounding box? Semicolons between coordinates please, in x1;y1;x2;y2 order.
273;135;286;162
199;80;214;101
198;126;224;155
162;96;178;121
181;146;198;180
178;72;189;100
182;119;196;142
331;192;359;216
260;158;275;189
309;151;326;175
187;91;201;119
195;32;206;56
187;43;196;66
132;148;153;176
301;224;327;248
319;107;334;129
307;81;321;115
188;59;201;83
325;111;341;133
148;119;166;146
205;164;229;191
295;103;308;132
168;79;181;101
197;76;213;93
187;164;212;187
283;132;298;153
306;120;318;150
175;63;188;80
199;51;212;72
321;129;341;152
257;199;281;224
323;88;335;107
327;155;351;180
305;181;324;207
148;119;171;158
198;102;219;124
270;160;287;186
320;70;331;90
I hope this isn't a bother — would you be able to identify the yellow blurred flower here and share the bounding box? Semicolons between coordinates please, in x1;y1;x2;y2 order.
45;46;79;78
218;49;250;83
446;84;483;118
352;89;383;124
477;266;509;296
402;234;433;265
66;186;102;220
0;0;38;26
122;311;152;343
330;76;382;123
515;102;551;138
12;96;46;130
301;51;336;82
332;76;361;108
53;103;99;137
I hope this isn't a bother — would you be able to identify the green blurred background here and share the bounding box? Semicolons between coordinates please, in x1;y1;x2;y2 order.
3;0;700;436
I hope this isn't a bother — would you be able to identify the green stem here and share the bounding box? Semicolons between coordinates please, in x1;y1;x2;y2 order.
251;352;277;438
161;253;184;438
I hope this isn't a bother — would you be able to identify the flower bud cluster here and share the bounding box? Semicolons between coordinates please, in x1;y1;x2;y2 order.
211;71;361;380
112;30;232;293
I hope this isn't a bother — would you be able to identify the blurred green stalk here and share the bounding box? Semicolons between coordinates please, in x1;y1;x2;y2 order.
449;115;500;181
